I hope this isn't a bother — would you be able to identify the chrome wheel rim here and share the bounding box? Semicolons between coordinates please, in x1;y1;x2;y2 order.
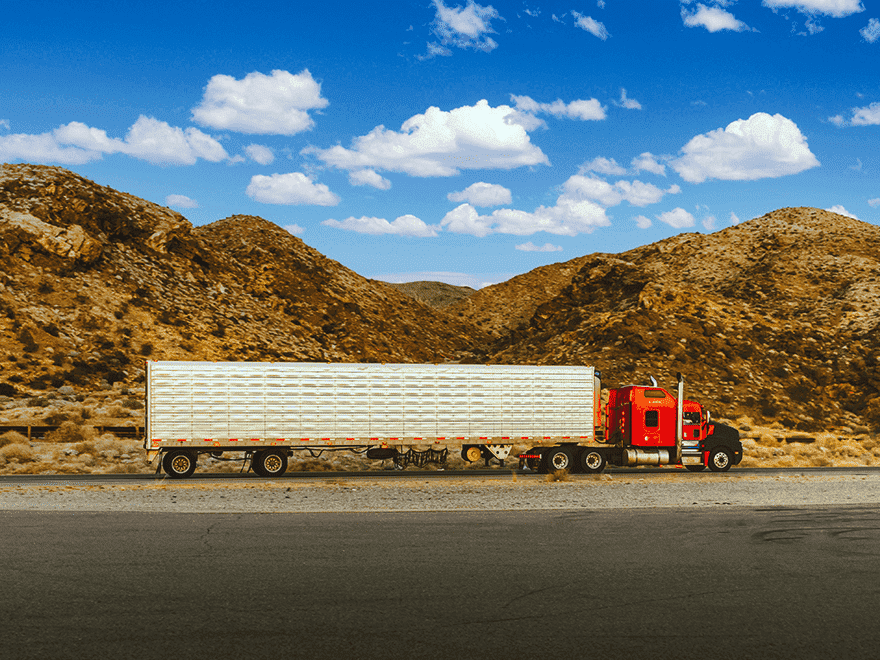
585;452;602;469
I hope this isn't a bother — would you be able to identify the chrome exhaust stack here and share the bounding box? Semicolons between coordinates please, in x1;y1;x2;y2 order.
675;372;684;464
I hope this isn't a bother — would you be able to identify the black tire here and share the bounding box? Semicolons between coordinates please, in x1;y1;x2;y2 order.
685;464;706;472
254;449;288;477
708;447;732;472
543;447;574;473
525;447;542;471
578;448;606;473
163;450;197;478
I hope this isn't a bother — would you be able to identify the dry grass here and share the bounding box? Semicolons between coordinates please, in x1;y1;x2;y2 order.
545;469;570;482
44;421;96;444
0;431;29;448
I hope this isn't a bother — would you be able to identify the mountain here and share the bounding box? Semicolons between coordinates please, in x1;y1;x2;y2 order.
0;164;486;396
479;208;880;432
385;281;475;308
1;165;878;434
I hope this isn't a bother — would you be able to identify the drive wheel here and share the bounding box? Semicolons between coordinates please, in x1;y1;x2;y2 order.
163;450;197;479
543;447;574;473
685;464;706;472
461;446;483;463
708;447;732;472
579;449;606;473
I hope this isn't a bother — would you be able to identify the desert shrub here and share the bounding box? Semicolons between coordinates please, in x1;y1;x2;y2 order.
26;397;49;408
0;431;29;448
122;397;144;410
0;443;36;464
43;411;74;425
139;343;153;357
0;382;16;397
19;328;39;353
44;422;96;444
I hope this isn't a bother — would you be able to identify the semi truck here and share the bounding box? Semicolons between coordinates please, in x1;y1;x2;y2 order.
144;361;742;478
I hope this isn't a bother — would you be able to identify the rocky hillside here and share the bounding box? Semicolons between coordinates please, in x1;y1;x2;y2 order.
385;281;474;308
0;164;486;396
446;256;591;338
479;208;880;432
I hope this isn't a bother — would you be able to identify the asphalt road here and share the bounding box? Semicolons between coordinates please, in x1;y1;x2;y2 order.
3;506;880;659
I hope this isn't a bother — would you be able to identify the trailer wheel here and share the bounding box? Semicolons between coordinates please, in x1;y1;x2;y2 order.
685;464;706;472
461;446;483;463
708;447;732;472
579;449;606;473
163;450;197;479
254;449;288;477
543;447;574;473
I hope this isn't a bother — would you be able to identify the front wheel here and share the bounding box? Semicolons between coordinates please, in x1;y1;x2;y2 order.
708;447;732;472
163;450;197;478
578;449;606;473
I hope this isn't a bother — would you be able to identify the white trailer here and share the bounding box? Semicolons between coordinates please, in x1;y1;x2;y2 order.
145;361;601;478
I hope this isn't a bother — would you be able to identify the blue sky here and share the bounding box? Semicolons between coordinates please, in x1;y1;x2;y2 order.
3;0;879;287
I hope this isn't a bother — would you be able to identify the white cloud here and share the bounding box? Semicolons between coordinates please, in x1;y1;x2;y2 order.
283;224;305;235
562;175;680;208
572;12;610;39
0;119;9;130
426;0;501;55
826;204;859;219
54;116;229;165
671;112;820;183
165;194;198;209
515;241;563;252
682;4;753;32
580;156;627;176
851;102;880;126
305;100;549;177
349;169;392;190
0;131;101;165
631;152;667;175
762;0;865;19
510;95;607;123
191;69;328;136
657;207;696;228
245;144;275;165
616;88;642;110
634;215;653;229
829;114;845;126
246;172;340;206
441;173;619;237
323;214;439;237
447;181;512;206
861;17;880;42
730;212;742;224
702;215;718;230
868;198;880;208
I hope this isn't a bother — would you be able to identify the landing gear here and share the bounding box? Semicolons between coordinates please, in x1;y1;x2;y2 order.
163;450;197;478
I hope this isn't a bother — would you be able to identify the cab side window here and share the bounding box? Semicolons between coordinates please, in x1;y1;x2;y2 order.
645;410;659;427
